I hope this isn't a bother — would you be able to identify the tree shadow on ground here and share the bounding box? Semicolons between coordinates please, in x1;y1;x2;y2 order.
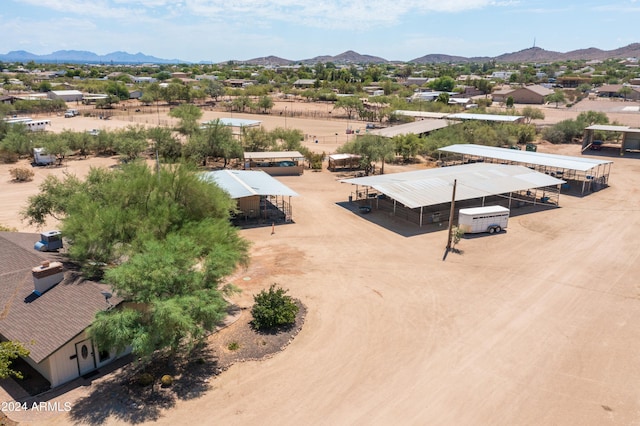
69;344;220;425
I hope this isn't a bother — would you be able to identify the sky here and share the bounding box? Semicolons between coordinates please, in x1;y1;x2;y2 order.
1;0;640;63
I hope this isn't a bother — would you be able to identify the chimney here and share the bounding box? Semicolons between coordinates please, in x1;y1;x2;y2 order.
32;261;64;296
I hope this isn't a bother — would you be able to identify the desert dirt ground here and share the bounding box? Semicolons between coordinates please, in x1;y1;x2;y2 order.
3;98;640;425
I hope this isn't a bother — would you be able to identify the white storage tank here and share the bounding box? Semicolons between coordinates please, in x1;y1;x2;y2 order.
458;206;510;234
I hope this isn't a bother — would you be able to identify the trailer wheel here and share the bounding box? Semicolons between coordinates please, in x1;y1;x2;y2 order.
488;226;495;234
495;226;502;233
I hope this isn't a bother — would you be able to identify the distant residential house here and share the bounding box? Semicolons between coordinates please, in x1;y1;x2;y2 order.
492;85;553;104
0;232;130;390
132;76;156;84
48;90;83;102
293;79;316;88
596;84;640;100
404;77;430;87
224;79;257;88
490;71;513;80
195;75;219;82
171;72;189;79
490;86;514;103
556;76;592;88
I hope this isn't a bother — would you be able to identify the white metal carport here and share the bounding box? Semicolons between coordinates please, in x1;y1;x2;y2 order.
202;169;298;224
341;163;565;227
438;144;612;195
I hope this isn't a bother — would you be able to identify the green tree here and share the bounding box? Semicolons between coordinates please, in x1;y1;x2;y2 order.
618;85;633;101
39;133;70;166
36;81;52;92
251;284;299;330
0;341;30;379
241;127;276;152
200;79;225;101
106;81;130;100
338;134;395;175
271;127;304;151
576;110;609;126
505;96;514;108
169;104;203;136
545;90;566;108
335;96;363;120
258;95;274;113
394;133;423;161
188;119;241;167
148;126;182;162
24;164;249;360
0;127;32;156
437;93;450;105
430;76;456;92
521;106;545;124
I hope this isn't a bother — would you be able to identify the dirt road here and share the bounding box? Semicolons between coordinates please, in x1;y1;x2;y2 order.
4;99;640;425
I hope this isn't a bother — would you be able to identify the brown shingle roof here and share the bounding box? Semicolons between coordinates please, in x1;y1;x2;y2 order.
0;232;118;363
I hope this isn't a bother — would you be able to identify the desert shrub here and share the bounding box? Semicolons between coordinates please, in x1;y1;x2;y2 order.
0;150;18;164
251;284;299;331
0;224;18;231
137;372;154;387
542;119;583;144
9;167;34;182
160;374;173;387
227;341;240;351
476;98;492;108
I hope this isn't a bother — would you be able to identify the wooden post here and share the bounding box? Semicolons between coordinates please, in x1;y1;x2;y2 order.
446;179;457;251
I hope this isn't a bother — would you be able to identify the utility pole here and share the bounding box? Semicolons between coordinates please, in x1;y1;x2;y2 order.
446;179;457;252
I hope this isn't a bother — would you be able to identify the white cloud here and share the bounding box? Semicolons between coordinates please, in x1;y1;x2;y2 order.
16;0;505;29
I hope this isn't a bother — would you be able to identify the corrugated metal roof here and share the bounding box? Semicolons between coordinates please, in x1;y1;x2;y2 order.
202;118;261;127
367;119;451;138
438;144;612;172
341;163;564;209
202;170;298;199
585;124;640;134
393;110;449;119
244;151;304;160
585;124;630;132
329;153;361;161
447;113;524;122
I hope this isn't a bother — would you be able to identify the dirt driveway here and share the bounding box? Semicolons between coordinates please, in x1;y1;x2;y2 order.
4;101;640;425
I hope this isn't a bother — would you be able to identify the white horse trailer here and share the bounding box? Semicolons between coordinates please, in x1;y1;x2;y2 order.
458;206;509;234
33;147;55;166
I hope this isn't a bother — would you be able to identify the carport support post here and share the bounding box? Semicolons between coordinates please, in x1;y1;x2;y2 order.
446;179;457;252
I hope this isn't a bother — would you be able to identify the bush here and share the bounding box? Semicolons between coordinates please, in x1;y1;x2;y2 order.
137;372;154;387
251;284;299;331
0;150;18;164
227;341;240;351
9;167;34;182
160;374;173;388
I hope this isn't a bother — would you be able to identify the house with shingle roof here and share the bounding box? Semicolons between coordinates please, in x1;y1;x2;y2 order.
492;84;553;104
0;232;129;390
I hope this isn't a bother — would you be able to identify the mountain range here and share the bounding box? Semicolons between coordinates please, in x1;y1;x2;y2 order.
2;44;640;65
0;50;183;64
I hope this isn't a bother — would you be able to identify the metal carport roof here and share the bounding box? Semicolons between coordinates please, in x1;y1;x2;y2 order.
244;151;304;160
366;119;451;138
447;113;524;122
341;163;564;209
201;170;299;199
438;144;612;172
